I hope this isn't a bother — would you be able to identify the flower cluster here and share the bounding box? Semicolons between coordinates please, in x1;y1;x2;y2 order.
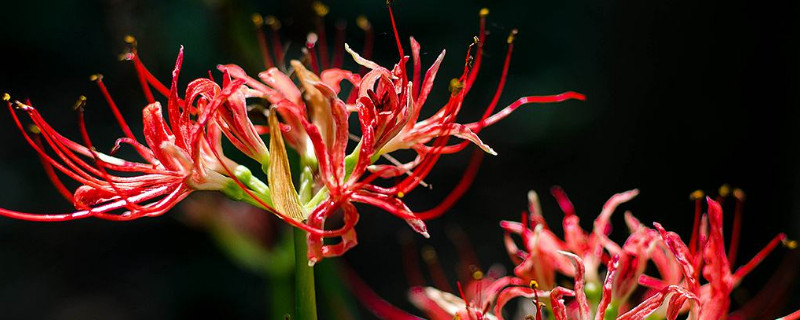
0;5;584;265
409;187;799;320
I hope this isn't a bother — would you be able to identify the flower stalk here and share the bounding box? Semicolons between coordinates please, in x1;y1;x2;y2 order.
294;225;318;320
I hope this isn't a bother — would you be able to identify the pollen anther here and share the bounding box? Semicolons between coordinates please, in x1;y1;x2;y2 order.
507;29;519;44
312;1;329;17
73;95;87;111
719;184;731;197
783;238;797;250
2;93;9;102
251;13;264;26
356;16;371;31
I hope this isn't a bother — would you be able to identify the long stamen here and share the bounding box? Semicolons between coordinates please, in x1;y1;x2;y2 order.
75;97;141;213
251;14;275;69
416;148;483;220
422;246;453;293
732;233;790;282
30;128;74;203
332;20;346;68
464;8;490;92
312;1;331;69
123;36;170;100
689;189;704;254
728;188;744;266
14;100;125;186
356;15;374;75
436;29;517;155
386;1;408;93
530;280;544;320
401;233;426;287
265;16;285;68
90;74;137;142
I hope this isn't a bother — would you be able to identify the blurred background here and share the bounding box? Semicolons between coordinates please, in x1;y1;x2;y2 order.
1;0;798;319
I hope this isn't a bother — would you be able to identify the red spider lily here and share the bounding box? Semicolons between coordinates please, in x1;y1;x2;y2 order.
1;47;244;222
218;6;585;264
399;188;797;320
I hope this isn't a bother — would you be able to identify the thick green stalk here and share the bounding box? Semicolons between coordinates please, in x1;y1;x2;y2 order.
293;226;317;320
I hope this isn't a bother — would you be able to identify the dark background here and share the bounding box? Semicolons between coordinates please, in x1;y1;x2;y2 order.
1;0;798;319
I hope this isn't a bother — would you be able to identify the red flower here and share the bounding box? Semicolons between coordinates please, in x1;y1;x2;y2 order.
219;6;585;264
399;188;797;320
1;47;245;221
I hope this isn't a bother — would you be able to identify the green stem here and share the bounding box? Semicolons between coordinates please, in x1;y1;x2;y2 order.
293;226;317;320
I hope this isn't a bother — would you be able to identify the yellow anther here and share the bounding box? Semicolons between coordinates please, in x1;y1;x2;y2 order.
449;78;464;94
529;280;539;289
479;8;490;17
2;93;10;102
689;189;705;200
73;95;87;111
454;315;462;320
397;191;405;198
124;35;136;44
89;74;102;82
421;246;437;262
356;15;371;31
473;36;480;45
507;29;519;44
265;15;281;30
312;1;329;17
719;184;731;197
783;238;797;250
733;188;746;201
27;124;41;135
251;13;264;26
472;270;484;280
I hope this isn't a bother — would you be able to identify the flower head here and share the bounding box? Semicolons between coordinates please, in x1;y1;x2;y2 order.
403;187;797;320
1;47;246;221
218;5;585;264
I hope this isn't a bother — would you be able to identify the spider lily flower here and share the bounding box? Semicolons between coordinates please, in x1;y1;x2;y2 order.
399;188;797;320
0;47;245;221
217;5;585;264
647;194;798;320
